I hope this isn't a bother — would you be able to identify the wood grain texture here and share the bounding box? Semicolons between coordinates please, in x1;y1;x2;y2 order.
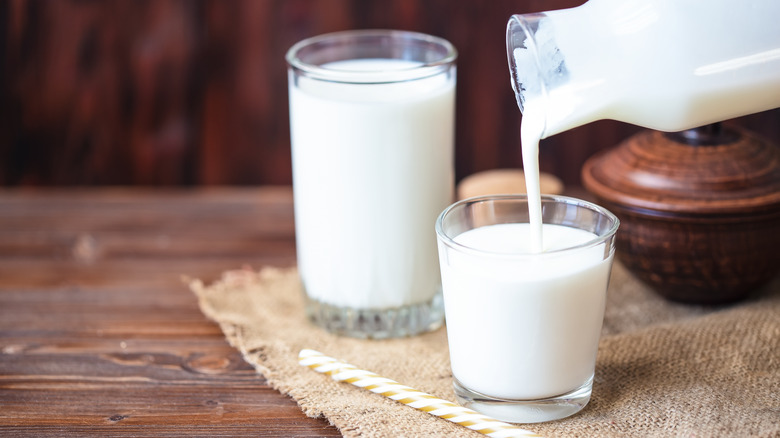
4;0;777;187
0;187;342;436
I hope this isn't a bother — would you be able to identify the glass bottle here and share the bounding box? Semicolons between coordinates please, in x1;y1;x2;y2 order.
507;0;780;139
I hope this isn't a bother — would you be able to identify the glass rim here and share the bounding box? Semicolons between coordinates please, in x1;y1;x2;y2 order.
435;194;620;259
286;29;457;84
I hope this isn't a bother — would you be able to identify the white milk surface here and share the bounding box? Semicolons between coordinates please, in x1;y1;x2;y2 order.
290;58;455;309
440;223;612;400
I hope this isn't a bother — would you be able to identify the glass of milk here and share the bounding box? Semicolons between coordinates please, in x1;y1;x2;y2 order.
435;194;619;423
286;30;457;338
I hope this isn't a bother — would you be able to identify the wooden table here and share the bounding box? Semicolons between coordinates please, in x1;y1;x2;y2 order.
0;187;342;436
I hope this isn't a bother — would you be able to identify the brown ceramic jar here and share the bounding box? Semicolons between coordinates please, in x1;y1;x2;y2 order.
582;124;780;303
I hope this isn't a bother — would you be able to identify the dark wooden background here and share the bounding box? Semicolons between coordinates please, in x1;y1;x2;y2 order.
2;0;778;187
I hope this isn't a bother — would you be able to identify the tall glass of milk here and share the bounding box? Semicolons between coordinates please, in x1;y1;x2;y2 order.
507;0;780;138
286;30;457;339
435;194;619;423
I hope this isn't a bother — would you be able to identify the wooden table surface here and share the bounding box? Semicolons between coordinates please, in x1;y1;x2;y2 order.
0;187;342;436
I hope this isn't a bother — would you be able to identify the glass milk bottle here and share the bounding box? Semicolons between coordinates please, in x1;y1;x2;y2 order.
287;30;456;339
507;0;780;139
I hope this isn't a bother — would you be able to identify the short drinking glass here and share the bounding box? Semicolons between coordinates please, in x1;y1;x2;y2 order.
436;194;619;423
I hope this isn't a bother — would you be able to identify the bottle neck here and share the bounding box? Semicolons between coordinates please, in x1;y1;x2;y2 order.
506;13;552;116
507;4;608;138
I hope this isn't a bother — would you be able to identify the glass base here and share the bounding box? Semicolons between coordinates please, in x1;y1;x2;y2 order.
303;291;444;339
453;376;593;424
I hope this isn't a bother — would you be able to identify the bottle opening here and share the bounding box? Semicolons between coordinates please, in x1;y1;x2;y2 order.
507;14;546;114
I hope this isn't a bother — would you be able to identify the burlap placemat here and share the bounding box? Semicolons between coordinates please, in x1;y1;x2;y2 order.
188;263;780;437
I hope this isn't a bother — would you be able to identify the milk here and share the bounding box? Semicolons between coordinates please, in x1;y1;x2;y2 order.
511;0;780;139
440;223;613;400
289;58;455;309
519;108;546;252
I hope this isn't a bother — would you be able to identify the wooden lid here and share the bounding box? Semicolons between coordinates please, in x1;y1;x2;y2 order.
582;126;780;215
457;169;564;200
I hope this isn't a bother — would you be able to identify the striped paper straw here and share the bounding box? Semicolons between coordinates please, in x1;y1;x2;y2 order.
298;349;541;438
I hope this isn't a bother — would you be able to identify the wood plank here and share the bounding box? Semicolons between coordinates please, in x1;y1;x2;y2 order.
0;188;342;436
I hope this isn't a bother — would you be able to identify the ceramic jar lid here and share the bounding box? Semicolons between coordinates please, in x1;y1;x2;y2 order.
582;125;780;216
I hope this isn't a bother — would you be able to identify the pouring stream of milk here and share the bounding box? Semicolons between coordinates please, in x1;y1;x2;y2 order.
520;106;545;253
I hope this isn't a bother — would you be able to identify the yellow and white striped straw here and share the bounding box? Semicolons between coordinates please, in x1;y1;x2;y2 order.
298;349;541;438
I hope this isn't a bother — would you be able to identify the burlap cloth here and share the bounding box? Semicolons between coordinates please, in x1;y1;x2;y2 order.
189;262;780;437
